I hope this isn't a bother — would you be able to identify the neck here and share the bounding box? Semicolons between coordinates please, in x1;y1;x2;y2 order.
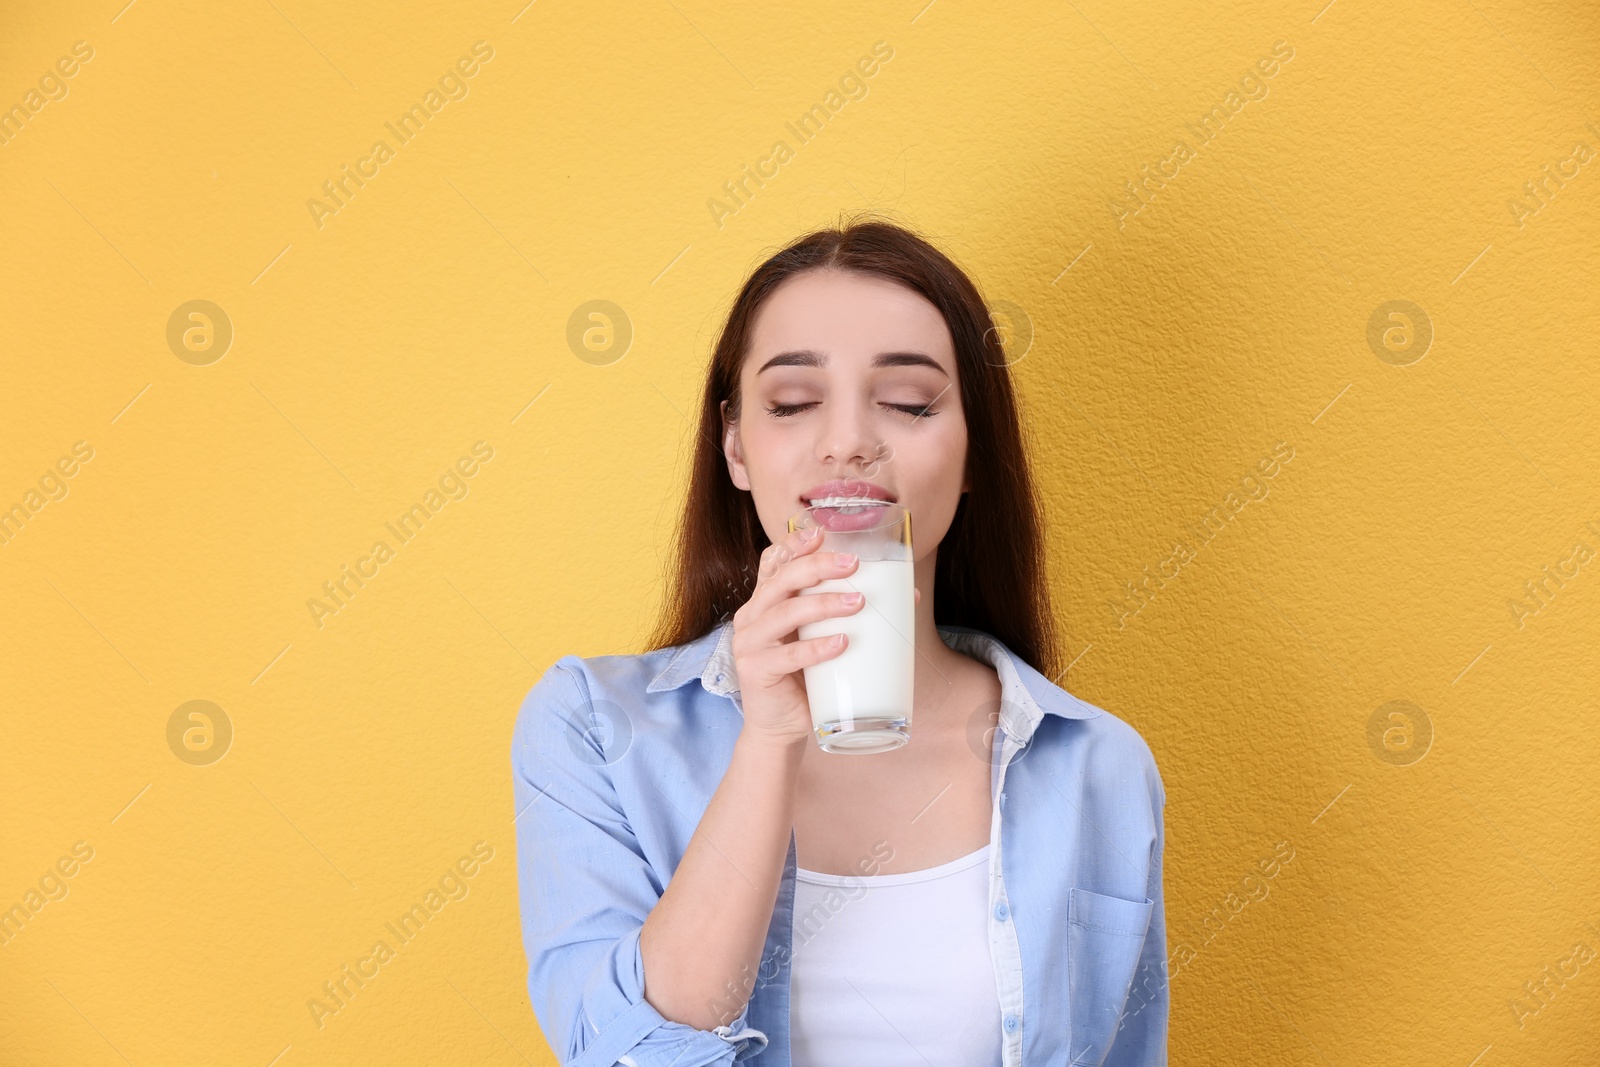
911;550;972;710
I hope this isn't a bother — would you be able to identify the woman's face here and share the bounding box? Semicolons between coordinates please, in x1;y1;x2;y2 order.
721;268;969;561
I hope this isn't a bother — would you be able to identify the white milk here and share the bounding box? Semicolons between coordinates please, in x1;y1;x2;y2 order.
796;558;916;750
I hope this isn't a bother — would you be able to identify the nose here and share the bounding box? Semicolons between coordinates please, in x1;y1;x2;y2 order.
817;394;884;474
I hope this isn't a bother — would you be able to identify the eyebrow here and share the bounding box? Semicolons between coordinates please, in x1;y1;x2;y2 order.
755;350;949;377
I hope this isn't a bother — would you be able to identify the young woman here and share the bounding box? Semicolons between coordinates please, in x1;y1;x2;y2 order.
513;218;1169;1067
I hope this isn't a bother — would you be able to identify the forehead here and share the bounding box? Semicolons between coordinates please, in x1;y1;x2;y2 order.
746;269;954;370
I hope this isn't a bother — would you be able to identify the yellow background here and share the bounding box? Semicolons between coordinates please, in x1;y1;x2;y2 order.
3;0;1598;1064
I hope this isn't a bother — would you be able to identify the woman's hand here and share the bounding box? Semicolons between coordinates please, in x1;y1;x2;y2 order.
728;526;866;749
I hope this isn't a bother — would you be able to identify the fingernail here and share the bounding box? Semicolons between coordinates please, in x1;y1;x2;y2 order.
838;553;857;566
845;592;863;604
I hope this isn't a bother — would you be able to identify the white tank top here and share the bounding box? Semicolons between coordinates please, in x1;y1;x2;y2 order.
789;843;1003;1066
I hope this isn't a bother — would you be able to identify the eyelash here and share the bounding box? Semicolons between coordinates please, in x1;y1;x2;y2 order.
765;402;936;419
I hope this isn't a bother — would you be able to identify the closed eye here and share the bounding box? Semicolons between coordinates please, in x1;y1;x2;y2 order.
764;402;937;419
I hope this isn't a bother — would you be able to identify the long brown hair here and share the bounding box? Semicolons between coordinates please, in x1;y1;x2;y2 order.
645;214;1063;680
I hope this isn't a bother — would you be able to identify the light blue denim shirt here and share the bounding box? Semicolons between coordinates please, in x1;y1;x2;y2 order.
512;618;1169;1066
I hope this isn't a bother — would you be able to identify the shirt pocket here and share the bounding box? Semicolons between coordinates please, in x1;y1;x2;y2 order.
1066;886;1154;1066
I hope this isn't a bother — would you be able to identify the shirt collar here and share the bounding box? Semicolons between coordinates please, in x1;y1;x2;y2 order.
645;617;1099;742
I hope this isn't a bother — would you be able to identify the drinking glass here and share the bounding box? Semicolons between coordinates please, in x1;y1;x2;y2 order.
786;501;915;754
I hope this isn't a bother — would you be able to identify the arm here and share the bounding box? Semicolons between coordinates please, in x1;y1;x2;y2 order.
639;725;804;1031
1104;776;1170;1067
513;661;799;1067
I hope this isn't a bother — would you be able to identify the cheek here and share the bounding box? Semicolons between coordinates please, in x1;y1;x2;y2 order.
909;493;962;560
738;418;798;477
734;421;809;535
913;417;967;480
895;419;967;551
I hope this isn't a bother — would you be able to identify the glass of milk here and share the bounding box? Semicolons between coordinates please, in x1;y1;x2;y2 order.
786;501;915;754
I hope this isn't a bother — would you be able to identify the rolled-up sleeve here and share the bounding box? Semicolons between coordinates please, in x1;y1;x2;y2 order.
513;661;770;1067
1104;771;1169;1067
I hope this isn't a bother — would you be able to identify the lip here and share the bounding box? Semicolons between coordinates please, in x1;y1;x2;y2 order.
799;479;896;507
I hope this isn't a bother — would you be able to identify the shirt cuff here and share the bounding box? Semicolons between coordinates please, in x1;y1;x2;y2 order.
568;926;770;1067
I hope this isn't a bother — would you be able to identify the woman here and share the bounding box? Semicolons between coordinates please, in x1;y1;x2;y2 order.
513;218;1169;1067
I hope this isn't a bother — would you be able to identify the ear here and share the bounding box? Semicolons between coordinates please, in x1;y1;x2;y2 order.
721;399;752;491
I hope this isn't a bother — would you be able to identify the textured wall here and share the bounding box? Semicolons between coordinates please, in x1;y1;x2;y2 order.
3;1;1598;1064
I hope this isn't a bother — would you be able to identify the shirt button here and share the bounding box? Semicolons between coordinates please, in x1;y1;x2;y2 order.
994;901;1009;921
1003;1014;1019;1034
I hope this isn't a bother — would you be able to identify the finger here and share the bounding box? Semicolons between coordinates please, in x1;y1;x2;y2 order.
745;632;848;684
744;589;863;649
757;525;823;585
748;543;855;619
737;528;828;631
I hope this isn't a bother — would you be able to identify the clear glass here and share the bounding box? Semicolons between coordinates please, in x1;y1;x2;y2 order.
786;501;915;754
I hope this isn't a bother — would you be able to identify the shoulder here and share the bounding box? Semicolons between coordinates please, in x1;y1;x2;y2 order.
514;645;674;725
1042;687;1166;810
521;646;672;702
509;640;700;763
